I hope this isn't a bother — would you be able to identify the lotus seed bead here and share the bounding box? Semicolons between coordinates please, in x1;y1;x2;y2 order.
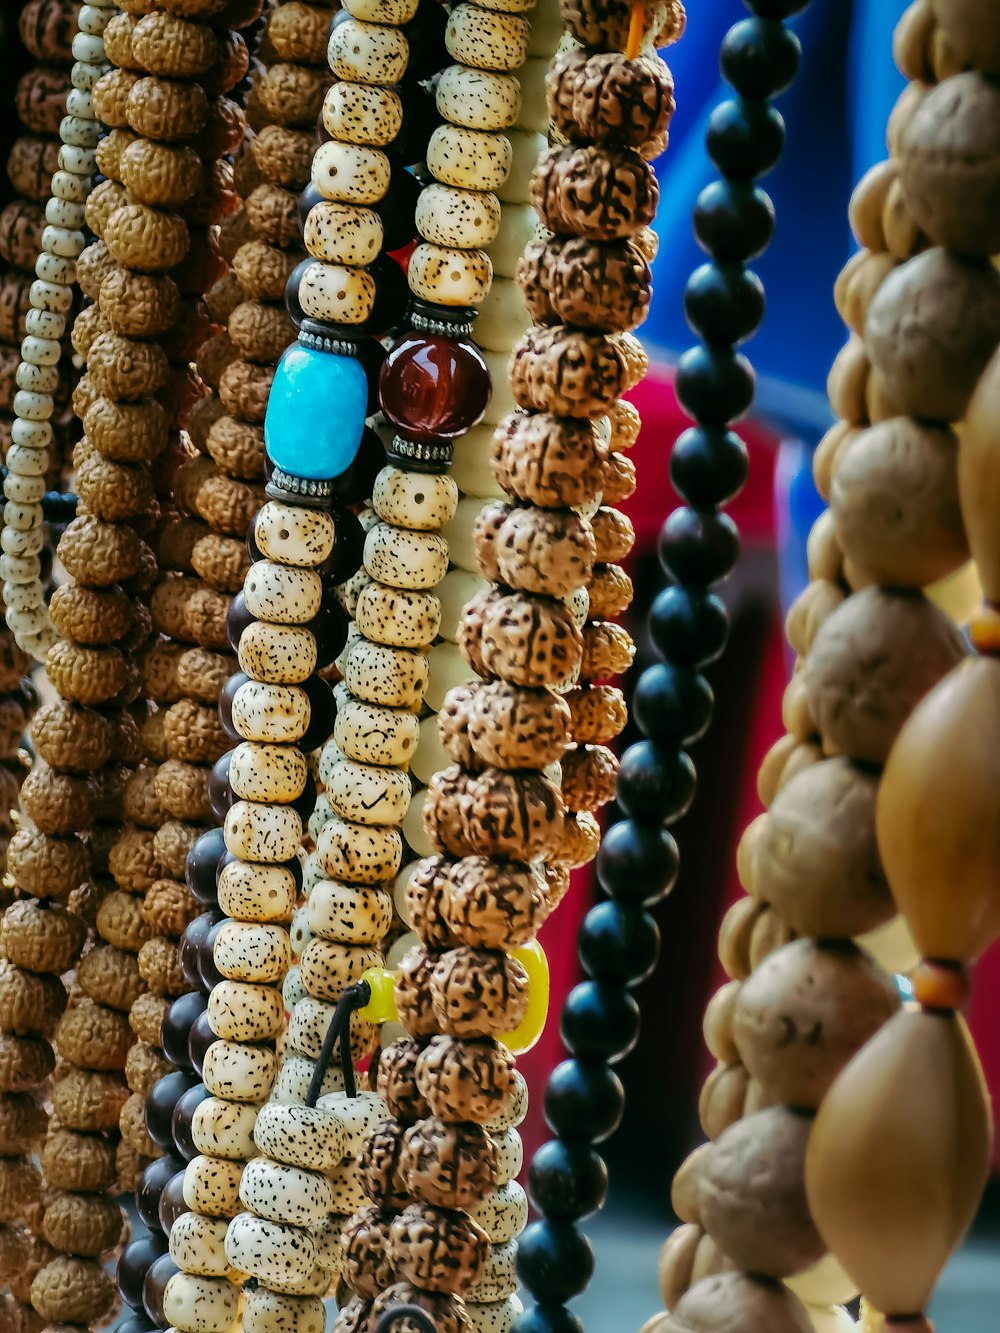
16;364;59;395
66;89;94;118
328;19;409;86
71;32;107;63
312;142;391;205
4;476;46;505
30;280;73;313
13;393;53;422
25;309;66;339
45;197;86;228
7;446;47;477
11;419;53;448
36;253;77;286
343;0;418;19
322;83;402;147
51;170;90;203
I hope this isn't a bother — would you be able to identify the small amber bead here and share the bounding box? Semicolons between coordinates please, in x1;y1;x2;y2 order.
910;959;970;1012
969;603;1000;655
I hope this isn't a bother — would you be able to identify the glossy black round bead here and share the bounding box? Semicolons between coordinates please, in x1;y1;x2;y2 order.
158;1168;190;1231
402;0;447;79
595;819;679;906
373;163;421;251
136;1152;186;1232
659;507;741;586
143;1254;179;1329
208;750;234;822
308;589;350;671
544;1060;624;1143
694;180;775;262
145;1071;197;1152
675;345;755;426
298;675;337;753
578;901;659;986
333;421;385;501
172;1083;210;1162
188;1005;217;1074
297;180;323;229
179;910;220;990
225;592;254;653
706;98;785;180
329;504;366;583
199;918;227;992
218;671;250;742
368;253;410;337
162;990;208;1069
119;1234;167;1310
744;0;809;14
284;256;312;329
560;980;640;1064
186;826;226;905
290;772;318;823
118;1314;159;1333
649;586;729;667
617;738;696;825
721;17;801;98
669;425;748;508
528;1140;608;1222
512;1304;584;1333
633;662;714;747
391;78;439;164
516;1220;595;1303
684;262;764;346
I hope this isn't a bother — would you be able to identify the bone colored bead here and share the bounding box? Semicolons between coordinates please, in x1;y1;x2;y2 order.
466;1297;522;1333
333;697;420;767
408;242;494;308
492;1127;524;1184
243;1289;326;1333
343;0;418;20
482;348;517;422
240;1157;334;1228
328;1161;367;1214
25;308;66;339
342;639;429;710
416;184;503;251
6;445;47;477
326;758;412;827
184;1155;244;1219
317;814;404;884
42;223;86;257
271;1052;345;1104
225;1213;317;1287
244;562;323;625
169;1213;230;1276
225;801;303;864
52;170;90;204
528;0;564;54
239;621;318;686
213;920;293;984
208;979;284;1043
11;417;53;448
217;860;297;923
316;1089;388;1157
445;4;529;70
1;552;41;583
424;640;477;713
297;939;381;1005
411;714;450;788
402;786;437;856
307;795;335;844
229;742;309;804
307;881;393;944
163;1273;239;1333
192;1098;259;1161
15;364;59;398
255;502;336;567
13;392;53;422
4;474;46;505
437;569;490;641
3;525;45;559
486;1069;529;1131
304;200;383;266
290;904;313;955
470;1181;529;1243
498;130;547;203
328;18;409;85
436;64;520;130
428;125;512;191
36;252;76;286
31;279;73;313
364;522;449;590
474;277;530;352
322;82;402;148
202;1040;278;1104
21;335;60;366
312;141;391;205
355;583;441;649
441;496;485;573
515;58;550;132
298;259;376;326
231;681;310;745
4;582;43;614
372;466;459;531
467;1240;518;1302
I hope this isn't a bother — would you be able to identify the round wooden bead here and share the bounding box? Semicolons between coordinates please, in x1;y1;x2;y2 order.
428;126;511;192
208;979;284;1043
244;562;322;625
408;243;493;307
169;1213;231;1277
436;65;520;131
239;622;318;685
355;583;441;649
225;1213;317;1287
316;1089;388;1157
224;801;303;864
364;523;449;590
213;921;293;984
229;742;309;804
191;1097;258;1161
333;697;420;767
217;861;297;923
317;815;404;884
183;1155;244;1218
304;200;383;266
254;1103;348;1171
312;142;391;205
342;640;429;710
231;682;309;745
202;1040;278;1104
445;5;529;70
163;1272;239;1333
307;882;393;944
254;502;335;568
322;83;402;148
243;1289;325;1333
416;184;502;251
239;1157;334;1228
297;942;381;1004
328;19;409;85
470;1181;528;1243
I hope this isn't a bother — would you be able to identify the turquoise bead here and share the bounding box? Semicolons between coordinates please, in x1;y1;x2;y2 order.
264;344;368;481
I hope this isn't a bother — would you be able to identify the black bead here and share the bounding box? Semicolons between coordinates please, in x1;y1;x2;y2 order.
401;0;448;80
373;163;421;252
188;1006;217;1075
744;0;809;14
143;1254;179;1329
516;1220;595;1304
391;77;439;164
560;980;640;1064
199;918;227;992
529;1140;608;1222
186;827;226;906
218;671;250;742
119;1234;167;1310
329;504;366;584
595;819;679;905
179;910;221;990
118;1315;159;1333
706;98;785;181
684;262;764;346
633;662;714;747
225;592;254;653
145;1071;197;1152
284;256;312;329
208;750;234;822
694;180;774;262
512;1305;584;1333
649;586;729;667
162;990;208;1069
669;426;749;508
616;739;696;826
172;1083;210;1162
544;1059;624;1143
291;772;318;823
659;507;741;585
367;253;410;337
308;588;350;670
158;1168;190;1231
721;17;802;98
298;675;337;753
136;1152;186;1233
675;345;755;426
578;901;659;986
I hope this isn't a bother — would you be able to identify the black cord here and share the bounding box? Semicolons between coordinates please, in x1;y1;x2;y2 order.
372;1305;438;1333
305;980;371;1106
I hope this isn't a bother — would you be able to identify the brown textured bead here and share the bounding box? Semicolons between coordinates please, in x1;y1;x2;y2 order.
399;1117;499;1211
560;743;619;811
30;1256;116;1324
376;1038;431;1122
76;945;146;1014
41;1193;123;1258
389;1201;489;1295
54;999;132;1073
358;1119;411;1210
415;1035;515;1125
511;325;629;419
369;1283;470;1333
0;962;65;1038
341;1205;396;1299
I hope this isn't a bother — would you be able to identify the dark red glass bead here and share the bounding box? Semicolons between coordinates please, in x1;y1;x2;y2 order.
379;334;490;443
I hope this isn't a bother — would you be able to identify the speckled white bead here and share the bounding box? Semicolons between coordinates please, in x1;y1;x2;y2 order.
364;522;449;590
42;222;86;257
402;785;437;857
491;1127;523;1183
322;82;402;148
217;860;297;924
283;964;308;1013
428;125;511;191
191;1097;259;1161
408;242;493;308
24;308;66;340
436;64;520;130
14;364;59;398
13;391;52;422
297;940;381;1004
317;1089;388;1158
303;851;325;895
307;793;335;844
333;697;419;768
298;259;376;326
313;141;391;205
70;31;105;65
203;1039;278;1103
244;1289;326;1333
3;582;43;613
334;565;372;617
244;561;322;624
445;5;529;70
182;1155;243;1218
36;250;76;288
471;1181;529;1243
343;0;418;18
355;583;441;650
224;800;303;864
240;1157;334;1228
255;502;336;567
467;1241;518;1302
328;1160;367;1215
239;621;318;685
29;279;73;313
486;1069;529;1131
225;1213;317;1287
213;920;292;984
317;814;404;884
311;1213;347;1272
327;757;412;826
271;1053;345;1105
163;1272;239;1333
566;585;590;628
21;334;60;366
10;417;52;448
169;1213;230;1277
342;639;429;710
229;742;308;806
466;1296;522;1333
498;130;546;203
416;183;502;250
5;445;45;478
208;979;284;1044
473;277;530;351
328;18;409;85
231;681;310;746
4;474;46;505
307;881;393;944
304;199;383;267
372;466;459;531
290;904;313;955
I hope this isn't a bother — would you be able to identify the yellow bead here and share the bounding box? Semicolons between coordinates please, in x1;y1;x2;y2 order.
358;967;398;1024
500;940;549;1055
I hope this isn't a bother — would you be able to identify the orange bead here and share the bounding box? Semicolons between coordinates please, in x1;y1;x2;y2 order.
969;604;1000;655
910;960;971;1012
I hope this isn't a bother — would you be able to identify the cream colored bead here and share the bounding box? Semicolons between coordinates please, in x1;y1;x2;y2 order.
16;362;59;396
297;259;376;326
445;4;529;71
408;242;493;307
70;32;105;65
437;568;489;640
10;417;53;449
225;1213;317;1288
473;276;530;352
442;496;485;572
372;466;459;531
4;474;46;506
231;680;309;745
254;1102;348;1171
21;334;60;366
254;501;336;567
343;0;418;19
169;1213;230;1277
224;800;303;863
424;641;476;713
416;183;502;250
307;881;393;944
244;561;322;625
467;1241;518;1302
51;169;90;204
429;125;511;191
471;1181;529;1243
238;621;318;686
42;223;86;257
191;1097;259;1161
516;57;551;132
202;1039;278;1103
411;714;450;787
208;979;284;1043
271;1051;345;1104
6;445;47;478
327;1162;367;1215
492;1126;524;1183
322;82;402;148
402;785;436;857
240;1157;334;1228
499;130;547;203
304;200;383;266
229;742;308;805
25;308;66;339
183;1154;244;1219
316;813;404;885
163;1273;239;1333
436;64;520;131
328;18;409;85
355;582;441;649
5;501;43;532
488;202;542;276
364;521;450;591
217;860;297;923
29;279;73;313
316;1089;388;1158
13;391;53;422
4;582;44;613
327;758;412;826
333;696;419;768
483;348;516;422
36;252;76;286
312;142;390;205
243;1290;325;1333
213;920;292;984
